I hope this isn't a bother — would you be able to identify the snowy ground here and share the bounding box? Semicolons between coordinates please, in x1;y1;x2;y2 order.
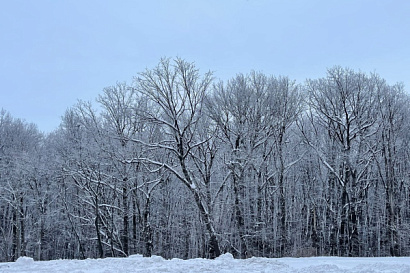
1;253;410;273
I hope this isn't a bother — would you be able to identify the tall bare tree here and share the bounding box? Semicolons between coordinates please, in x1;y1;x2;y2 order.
374;81;409;256
303;67;379;256
133;58;220;258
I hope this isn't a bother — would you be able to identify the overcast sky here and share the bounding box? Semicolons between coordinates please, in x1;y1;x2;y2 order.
1;0;409;133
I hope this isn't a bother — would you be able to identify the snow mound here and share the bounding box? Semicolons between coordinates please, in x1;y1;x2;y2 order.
128;254;144;259
15;256;34;264
147;255;165;263
215;252;234;260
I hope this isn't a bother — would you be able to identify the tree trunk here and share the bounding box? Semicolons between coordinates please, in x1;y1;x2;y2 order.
232;174;248;258
132;197;138;254
191;189;220;259
278;160;286;257
12;204;18;261
143;198;153;257
95;202;104;258
178;144;221;259
19;196;26;257
386;186;399;256
277;127;287;257
122;179;129;256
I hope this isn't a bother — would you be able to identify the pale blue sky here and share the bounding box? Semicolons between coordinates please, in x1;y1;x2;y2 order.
1;0;409;133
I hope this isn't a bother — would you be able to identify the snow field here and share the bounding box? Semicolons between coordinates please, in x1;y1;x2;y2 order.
0;253;410;273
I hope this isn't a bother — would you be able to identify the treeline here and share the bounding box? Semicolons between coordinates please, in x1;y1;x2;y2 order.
1;58;409;262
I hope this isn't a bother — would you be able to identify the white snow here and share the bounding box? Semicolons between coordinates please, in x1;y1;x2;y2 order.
1;254;409;273
15;256;34;265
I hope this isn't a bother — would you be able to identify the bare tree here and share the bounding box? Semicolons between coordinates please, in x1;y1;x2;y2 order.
303;67;378;256
374;80;409;256
133;58;221;258
97;83;140;256
0;110;43;261
207;72;302;257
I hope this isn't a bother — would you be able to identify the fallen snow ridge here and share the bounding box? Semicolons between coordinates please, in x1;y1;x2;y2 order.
1;253;410;273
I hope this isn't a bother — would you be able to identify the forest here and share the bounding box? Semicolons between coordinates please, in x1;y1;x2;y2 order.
0;58;409;262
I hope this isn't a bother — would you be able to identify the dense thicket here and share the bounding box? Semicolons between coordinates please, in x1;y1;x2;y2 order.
1;58;409;261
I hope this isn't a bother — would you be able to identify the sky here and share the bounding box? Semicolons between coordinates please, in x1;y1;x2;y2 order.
1;0;409;133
